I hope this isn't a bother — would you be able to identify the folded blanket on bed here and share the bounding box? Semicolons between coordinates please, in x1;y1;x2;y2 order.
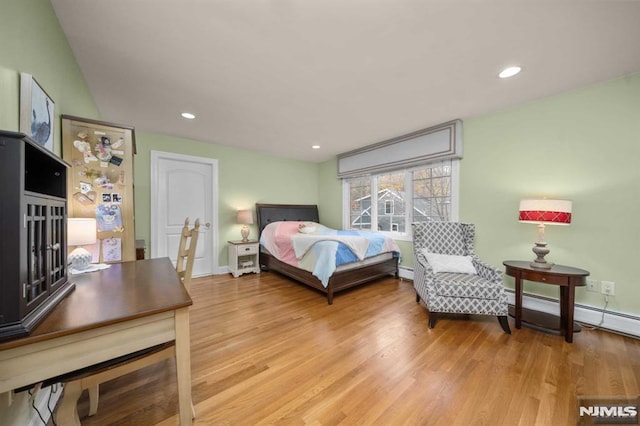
291;234;370;261
260;221;400;287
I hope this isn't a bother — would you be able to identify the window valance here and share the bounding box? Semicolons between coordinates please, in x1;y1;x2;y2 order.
337;119;463;178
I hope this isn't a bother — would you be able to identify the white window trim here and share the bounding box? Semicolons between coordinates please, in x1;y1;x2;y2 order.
451;159;460;222
342;160;460;242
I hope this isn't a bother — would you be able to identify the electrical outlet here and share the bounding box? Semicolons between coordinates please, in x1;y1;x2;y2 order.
601;281;615;296
586;279;599;292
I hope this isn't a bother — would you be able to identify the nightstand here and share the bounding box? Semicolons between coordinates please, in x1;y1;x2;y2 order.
228;240;261;278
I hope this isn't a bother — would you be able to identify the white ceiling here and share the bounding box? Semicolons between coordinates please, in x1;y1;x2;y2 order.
50;0;640;163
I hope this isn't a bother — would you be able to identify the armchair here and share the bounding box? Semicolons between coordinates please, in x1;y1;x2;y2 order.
412;222;511;333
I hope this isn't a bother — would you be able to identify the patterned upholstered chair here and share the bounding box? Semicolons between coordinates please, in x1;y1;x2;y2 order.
412;222;510;333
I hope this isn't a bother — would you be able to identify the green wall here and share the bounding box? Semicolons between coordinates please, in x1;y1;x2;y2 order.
133;133;320;267
461;74;640;315
318;73;640;316
0;1;99;422
0;0;99;152
317;158;342;228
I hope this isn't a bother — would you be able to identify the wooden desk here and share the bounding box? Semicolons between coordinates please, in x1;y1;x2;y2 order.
503;260;589;343
0;258;193;425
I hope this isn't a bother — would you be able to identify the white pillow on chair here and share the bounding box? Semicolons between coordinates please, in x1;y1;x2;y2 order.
421;251;477;274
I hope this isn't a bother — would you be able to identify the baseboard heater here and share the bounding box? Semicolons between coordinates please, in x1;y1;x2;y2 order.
503;289;639;339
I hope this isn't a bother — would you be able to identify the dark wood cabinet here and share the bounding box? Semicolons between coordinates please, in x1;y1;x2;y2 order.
0;130;74;341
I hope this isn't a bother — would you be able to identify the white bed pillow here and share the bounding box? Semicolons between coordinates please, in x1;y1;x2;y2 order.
421;251;477;274
298;223;317;234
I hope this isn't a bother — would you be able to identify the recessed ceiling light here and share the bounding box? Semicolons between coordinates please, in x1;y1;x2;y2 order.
312;145;320;149
181;112;196;119
499;66;522;79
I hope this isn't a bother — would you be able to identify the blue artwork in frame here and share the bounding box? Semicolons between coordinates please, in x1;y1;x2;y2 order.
20;73;55;152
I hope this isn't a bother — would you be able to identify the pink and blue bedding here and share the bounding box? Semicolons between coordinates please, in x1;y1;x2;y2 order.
260;221;401;287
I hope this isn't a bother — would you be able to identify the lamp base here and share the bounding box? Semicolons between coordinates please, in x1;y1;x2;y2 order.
240;225;250;242
69;247;92;270
530;261;553;269
530;242;553;269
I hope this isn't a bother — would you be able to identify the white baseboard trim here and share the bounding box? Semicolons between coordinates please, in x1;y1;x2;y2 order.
504;289;640;338
398;266;413;281
215;265;230;275
400;268;639;338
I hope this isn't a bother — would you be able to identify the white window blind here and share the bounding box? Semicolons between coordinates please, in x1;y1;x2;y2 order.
337;120;462;178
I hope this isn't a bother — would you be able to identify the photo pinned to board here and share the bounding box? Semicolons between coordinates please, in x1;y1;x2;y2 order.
73;133;98;163
73;191;96;206
101;193;123;204
102;238;122;262
95;136;112;162
79;181;92;194
96;203;123;232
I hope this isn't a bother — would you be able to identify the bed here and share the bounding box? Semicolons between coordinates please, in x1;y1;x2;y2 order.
256;203;399;304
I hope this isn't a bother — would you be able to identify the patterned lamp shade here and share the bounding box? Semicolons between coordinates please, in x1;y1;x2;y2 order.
518;199;572;269
519;199;572;225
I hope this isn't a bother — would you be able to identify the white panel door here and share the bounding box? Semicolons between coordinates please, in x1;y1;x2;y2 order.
151;151;218;277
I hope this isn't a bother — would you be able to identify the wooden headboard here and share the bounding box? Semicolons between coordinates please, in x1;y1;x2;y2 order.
255;203;320;235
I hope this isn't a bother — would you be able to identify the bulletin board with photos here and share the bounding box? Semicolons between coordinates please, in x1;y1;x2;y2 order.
62;115;137;263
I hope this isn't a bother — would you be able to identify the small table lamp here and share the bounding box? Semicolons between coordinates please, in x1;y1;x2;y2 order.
67;218;97;270
237;209;254;242
519;199;572;269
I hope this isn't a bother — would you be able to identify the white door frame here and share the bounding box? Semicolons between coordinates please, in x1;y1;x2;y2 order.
150;150;219;276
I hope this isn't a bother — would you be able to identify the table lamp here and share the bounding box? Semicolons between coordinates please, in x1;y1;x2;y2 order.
67;217;97;270
519;199;572;269
237;209;254;242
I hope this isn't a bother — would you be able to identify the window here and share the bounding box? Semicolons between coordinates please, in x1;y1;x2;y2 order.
377;171;404;232
412;161;453;222
348;176;371;230
384;200;394;215
343;159;458;240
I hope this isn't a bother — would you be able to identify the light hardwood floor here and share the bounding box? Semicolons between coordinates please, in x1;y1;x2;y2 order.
73;272;640;425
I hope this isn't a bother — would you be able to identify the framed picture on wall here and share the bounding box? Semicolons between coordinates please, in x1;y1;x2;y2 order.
20;73;55;152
